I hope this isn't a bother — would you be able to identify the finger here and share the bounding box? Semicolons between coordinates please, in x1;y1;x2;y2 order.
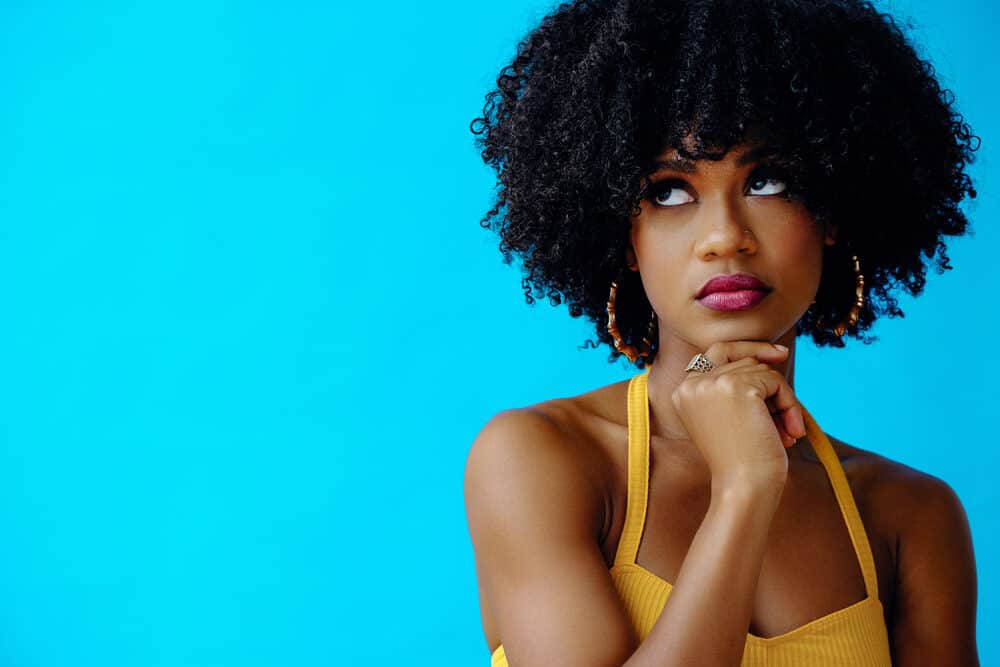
693;351;776;381
736;366;805;441
704;340;789;366
765;397;801;442
774;413;798;447
767;375;805;439
783;405;806;441
768;412;793;447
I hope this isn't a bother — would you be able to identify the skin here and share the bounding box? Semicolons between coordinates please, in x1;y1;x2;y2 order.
467;137;979;664
625;136;835;477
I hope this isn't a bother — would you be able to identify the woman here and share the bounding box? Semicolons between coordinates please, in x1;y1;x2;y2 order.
464;0;981;665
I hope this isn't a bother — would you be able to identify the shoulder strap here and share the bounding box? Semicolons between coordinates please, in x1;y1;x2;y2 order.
801;406;880;601
613;366;652;568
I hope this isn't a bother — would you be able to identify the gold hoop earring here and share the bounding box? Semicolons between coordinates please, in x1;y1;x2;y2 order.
607;276;656;363
816;253;865;337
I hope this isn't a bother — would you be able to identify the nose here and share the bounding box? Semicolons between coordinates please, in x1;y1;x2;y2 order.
692;200;757;259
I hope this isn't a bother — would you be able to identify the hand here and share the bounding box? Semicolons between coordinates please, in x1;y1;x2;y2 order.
670;342;807;487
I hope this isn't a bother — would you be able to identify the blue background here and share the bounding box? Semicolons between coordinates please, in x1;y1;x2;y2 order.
0;1;994;665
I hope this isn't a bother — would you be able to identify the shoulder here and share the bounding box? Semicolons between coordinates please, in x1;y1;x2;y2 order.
463;393;640;664
827;437;979;663
463;399;614;547
831;437;968;538
825;435;968;544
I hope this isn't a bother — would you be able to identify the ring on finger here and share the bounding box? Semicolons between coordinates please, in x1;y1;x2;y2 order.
684;352;715;374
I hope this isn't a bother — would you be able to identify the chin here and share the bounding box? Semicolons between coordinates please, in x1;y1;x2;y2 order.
693;320;786;346
692;298;807;335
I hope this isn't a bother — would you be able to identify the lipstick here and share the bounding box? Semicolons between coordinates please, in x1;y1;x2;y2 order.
696;273;772;312
698;289;770;311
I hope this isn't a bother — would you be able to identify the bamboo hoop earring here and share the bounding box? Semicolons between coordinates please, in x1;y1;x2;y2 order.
815;253;865;337
607;273;656;363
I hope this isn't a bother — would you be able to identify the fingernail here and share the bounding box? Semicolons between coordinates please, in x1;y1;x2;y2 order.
774;344;788;351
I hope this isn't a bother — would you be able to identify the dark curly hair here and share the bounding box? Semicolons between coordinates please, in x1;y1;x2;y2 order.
470;0;980;368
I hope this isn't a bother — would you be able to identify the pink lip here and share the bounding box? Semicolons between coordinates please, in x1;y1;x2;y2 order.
698;289;770;311
696;273;771;298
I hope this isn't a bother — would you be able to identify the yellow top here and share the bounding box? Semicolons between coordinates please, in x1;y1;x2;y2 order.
490;364;893;666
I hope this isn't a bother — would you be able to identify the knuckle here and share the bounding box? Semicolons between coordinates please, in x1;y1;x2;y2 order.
746;377;768;399
715;375;740;394
694;381;715;399
705;342;723;360
670;387;683;405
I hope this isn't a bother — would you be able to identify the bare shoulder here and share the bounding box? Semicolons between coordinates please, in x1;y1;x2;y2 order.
463;389;638;664
462;404;605;580
827;435;967;536
830;436;979;662
463;387;622;543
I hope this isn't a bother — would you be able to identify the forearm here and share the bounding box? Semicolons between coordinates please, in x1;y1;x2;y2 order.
624;478;784;667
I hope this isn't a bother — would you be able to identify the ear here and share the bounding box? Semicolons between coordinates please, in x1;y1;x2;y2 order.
823;221;838;247
625;245;639;271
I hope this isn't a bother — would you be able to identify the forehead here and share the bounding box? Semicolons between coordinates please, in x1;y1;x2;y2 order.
653;143;781;173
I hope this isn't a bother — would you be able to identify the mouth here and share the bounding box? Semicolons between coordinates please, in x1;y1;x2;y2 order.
696;272;772;298
696;288;772;312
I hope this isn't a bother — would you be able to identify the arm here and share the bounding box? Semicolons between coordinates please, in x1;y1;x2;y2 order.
888;472;979;666
464;409;785;667
464;408;635;666
631;475;784;666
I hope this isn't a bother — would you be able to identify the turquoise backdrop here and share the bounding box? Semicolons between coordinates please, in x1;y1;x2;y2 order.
0;1;994;665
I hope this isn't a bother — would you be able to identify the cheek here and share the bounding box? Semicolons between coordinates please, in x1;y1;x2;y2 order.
630;223;687;293
630;230;694;320
768;218;827;291
780;228;823;261
630;208;685;262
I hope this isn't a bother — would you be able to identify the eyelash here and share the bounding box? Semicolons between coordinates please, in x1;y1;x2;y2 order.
645;166;796;208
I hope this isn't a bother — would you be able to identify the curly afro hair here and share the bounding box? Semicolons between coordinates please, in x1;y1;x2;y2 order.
470;0;980;368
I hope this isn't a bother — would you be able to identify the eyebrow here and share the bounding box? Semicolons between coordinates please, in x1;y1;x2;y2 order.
651;145;781;174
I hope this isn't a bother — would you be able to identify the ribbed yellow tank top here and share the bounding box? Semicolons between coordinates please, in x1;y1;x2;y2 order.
490;364;893;666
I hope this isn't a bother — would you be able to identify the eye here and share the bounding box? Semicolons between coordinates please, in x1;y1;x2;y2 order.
644;165;795;209
646;179;694;207
747;166;791;196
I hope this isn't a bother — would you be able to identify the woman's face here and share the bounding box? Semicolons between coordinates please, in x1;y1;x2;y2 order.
627;140;837;350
